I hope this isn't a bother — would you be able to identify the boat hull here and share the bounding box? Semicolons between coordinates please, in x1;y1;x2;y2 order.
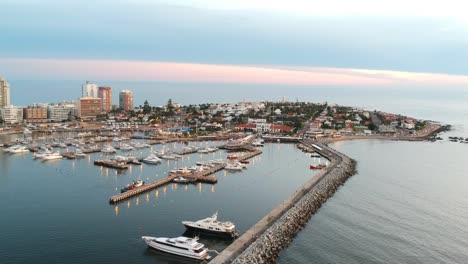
142;237;209;260
183;224;238;238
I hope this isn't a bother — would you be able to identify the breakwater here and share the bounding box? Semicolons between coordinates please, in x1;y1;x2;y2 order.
211;140;356;264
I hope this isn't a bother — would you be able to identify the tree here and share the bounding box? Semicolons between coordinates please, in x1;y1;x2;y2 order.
368;123;377;131
143;100;151;114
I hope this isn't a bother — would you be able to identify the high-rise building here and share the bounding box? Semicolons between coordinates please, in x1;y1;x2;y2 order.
82;81;98;98
78;97;102;119
98;86;112;113
0;77;11;107
119;90;134;111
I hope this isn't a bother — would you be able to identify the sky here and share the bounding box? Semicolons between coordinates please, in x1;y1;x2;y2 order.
1;0;468;96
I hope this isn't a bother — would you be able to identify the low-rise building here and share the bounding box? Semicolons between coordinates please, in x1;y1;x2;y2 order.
48;103;77;122
1;105;23;124
24;106;47;123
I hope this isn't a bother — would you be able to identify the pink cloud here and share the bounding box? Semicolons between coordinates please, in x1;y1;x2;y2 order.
1;58;468;87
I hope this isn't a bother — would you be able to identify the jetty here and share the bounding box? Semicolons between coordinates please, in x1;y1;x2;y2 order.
211;140;356;264
94;160;129;170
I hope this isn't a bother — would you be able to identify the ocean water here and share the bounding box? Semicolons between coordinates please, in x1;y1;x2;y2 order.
0;142;318;264
278;88;468;263
3;81;468;263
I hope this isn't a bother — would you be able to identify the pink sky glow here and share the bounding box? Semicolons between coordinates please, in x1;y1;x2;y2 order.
1;58;468;87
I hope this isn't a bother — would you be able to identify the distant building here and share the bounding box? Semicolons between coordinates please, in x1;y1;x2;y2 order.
0;77;11;107
1;105;23;124
78;97;102;119
82;81;98;98
98;86;112;113
24;106;47;123
48;103;76;122
119;90;134;111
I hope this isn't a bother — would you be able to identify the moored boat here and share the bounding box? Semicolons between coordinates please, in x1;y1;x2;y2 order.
141;236;211;260
182;212;238;238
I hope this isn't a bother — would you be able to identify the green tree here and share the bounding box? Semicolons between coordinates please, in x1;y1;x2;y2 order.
143;100;151;114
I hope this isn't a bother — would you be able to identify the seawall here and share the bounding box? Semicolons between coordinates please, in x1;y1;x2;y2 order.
211;140;356;263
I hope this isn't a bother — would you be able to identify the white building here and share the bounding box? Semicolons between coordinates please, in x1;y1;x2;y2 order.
82;81;98;98
48;103;77;122
0;77;10;108
1;105;23;124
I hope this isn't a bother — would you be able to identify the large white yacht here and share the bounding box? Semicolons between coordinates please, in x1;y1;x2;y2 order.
141;236;211;260
182;212;238;238
142;153;162;164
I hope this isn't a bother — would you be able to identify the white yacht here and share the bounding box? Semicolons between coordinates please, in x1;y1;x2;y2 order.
161;154;176;160
74;149;87;157
9;146;30;154
182;212;238;238
42;151;63;160
141;236;211;260
142;154;162;164
225;164;243;171
197;148;210;154
119;143;134;151
101;145;117;153
34;149;53;159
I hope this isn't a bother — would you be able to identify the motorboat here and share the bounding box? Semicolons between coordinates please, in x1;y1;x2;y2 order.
120;180;144;193
74;149;87;157
101;145;117;153
42;151;63;160
227;154;238;160
9;146;30;154
141;236;211;260
142;154;162;164
4;145;21;152
310;164;326;170
252;139;264;147
225;164;243;171
172;177;196;183
310;152;321;158
174;167;191;174
161;154;176;160
197;148;210;154
182;212;238;238
119;143;134;151
33;149;53;159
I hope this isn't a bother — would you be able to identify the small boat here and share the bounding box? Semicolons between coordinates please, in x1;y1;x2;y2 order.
175;167;191;174
161;154;176;160
310;164;326;170
101;145;117;153
119;143;134;151
120;180;144;193
9;146;30;154
172;177;196;183
239;160;249;164
74;149;86;157
34;149;53;159
182;212;238;238
310;152;321;158
42;151;63;160
227;154;238;160
142;236;211;260
197;148;210;154
142;154;162;164
225;164;243;171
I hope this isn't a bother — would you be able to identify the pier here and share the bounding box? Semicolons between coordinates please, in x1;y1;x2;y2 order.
108;164;224;203
211;140;356;264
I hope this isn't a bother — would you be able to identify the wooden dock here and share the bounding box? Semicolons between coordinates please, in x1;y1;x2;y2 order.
94;160;129;170
174;148;199;155
109;164;225;203
238;149;263;161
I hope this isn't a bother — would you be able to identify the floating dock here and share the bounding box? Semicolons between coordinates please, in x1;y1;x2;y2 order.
95;160;129;170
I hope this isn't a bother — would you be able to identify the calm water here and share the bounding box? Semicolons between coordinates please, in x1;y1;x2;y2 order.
0;142;318;264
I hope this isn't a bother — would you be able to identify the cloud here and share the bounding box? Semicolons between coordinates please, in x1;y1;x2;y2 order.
2;58;468;87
